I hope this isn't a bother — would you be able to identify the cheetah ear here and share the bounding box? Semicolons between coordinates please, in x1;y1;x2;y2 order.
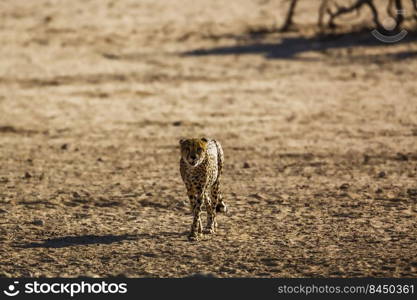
179;139;186;145
201;137;209;143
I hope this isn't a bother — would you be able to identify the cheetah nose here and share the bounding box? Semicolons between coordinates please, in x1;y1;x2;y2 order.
190;155;196;160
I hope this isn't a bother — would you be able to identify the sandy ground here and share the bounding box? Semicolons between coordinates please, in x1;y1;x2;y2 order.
0;0;417;277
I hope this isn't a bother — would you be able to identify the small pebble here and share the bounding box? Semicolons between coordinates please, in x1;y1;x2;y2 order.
407;189;417;196
339;183;349;190
396;153;408;161
32;220;44;226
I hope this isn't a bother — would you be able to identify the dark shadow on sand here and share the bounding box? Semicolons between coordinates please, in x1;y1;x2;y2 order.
16;231;190;248
18;234;138;248
182;29;417;61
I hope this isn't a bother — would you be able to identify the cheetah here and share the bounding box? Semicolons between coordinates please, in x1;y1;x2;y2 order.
179;137;227;241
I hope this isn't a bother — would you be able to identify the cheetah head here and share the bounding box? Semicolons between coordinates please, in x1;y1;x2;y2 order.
179;137;208;167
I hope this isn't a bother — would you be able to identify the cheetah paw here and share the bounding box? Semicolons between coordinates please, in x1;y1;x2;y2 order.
188;233;200;241
203;228;215;234
216;202;228;213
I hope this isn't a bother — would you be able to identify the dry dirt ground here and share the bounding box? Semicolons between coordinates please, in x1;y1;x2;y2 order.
0;0;417;277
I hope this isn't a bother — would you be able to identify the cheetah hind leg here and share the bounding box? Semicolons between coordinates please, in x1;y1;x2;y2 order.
212;180;227;214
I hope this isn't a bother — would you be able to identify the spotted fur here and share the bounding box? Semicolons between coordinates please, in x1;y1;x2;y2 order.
179;137;227;241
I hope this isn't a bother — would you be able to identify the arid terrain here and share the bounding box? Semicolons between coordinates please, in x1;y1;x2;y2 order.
0;0;417;277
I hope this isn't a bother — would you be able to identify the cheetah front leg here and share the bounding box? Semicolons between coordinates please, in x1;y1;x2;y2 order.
204;191;217;234
188;193;202;231
189;192;204;241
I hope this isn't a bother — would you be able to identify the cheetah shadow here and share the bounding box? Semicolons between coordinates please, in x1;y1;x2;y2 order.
17;234;139;248
16;232;190;249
